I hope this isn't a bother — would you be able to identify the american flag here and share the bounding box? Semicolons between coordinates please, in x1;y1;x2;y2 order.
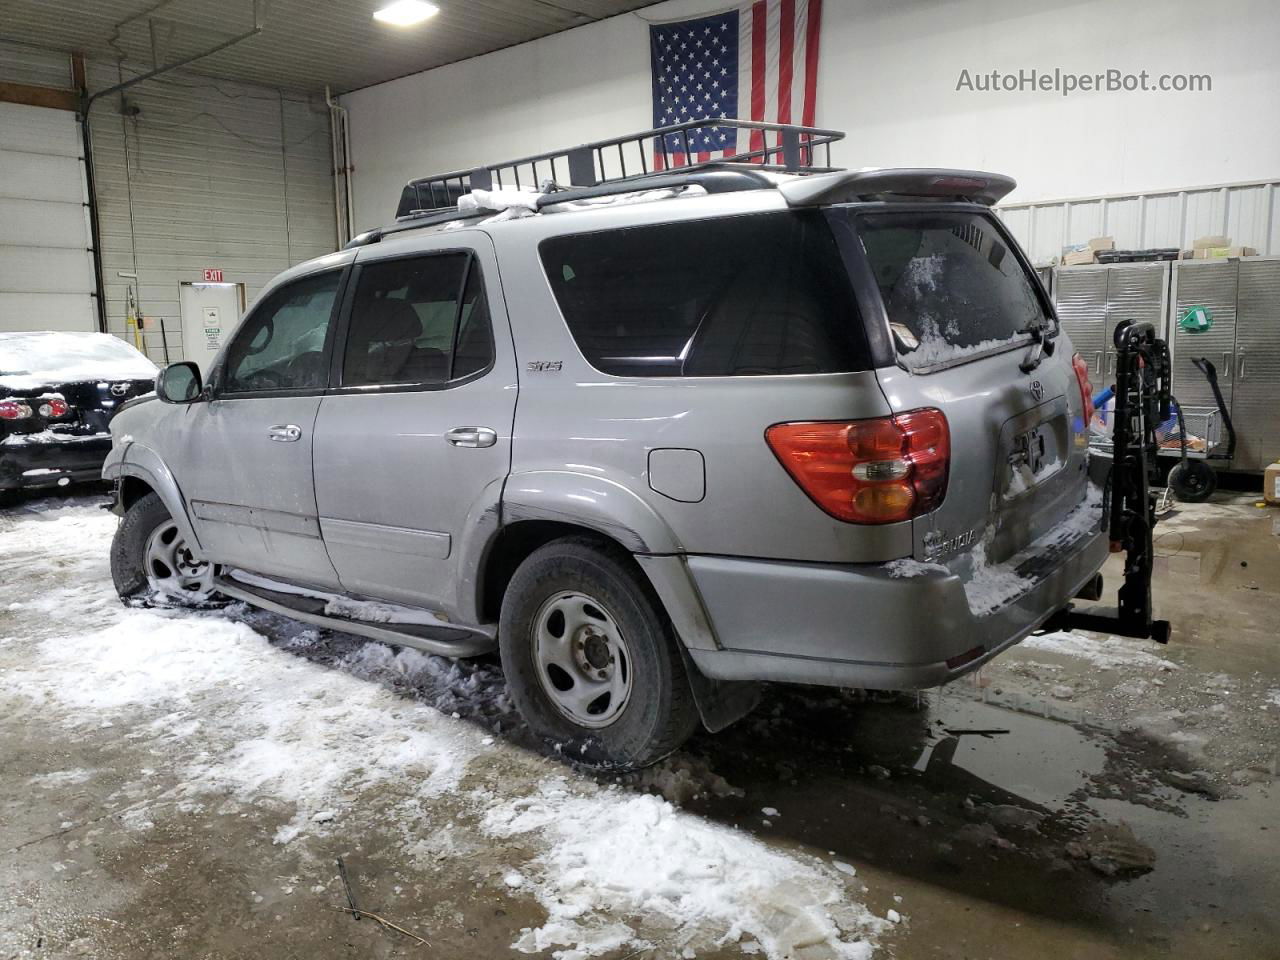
649;0;822;169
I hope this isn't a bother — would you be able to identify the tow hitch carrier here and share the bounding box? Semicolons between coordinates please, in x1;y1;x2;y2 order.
1044;319;1173;644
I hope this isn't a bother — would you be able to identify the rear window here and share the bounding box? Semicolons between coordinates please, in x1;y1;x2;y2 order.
540;212;868;378
855;211;1050;367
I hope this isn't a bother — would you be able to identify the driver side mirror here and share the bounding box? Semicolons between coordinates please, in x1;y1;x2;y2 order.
156;362;204;404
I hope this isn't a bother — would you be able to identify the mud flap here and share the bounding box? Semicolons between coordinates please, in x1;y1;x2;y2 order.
677;645;763;733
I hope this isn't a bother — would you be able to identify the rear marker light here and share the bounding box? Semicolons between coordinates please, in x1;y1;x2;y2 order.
765;408;950;524
0;400;32;420
1071;352;1094;427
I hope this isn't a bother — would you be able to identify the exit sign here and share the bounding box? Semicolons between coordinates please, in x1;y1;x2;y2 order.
202;268;224;282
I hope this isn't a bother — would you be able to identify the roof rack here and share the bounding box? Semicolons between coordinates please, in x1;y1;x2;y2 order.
394;118;845;217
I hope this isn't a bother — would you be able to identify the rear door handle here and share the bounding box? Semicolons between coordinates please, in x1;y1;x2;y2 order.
268;424;302;442
446;426;497;448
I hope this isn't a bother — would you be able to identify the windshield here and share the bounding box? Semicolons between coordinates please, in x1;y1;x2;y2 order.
854;210;1051;368
0;332;157;385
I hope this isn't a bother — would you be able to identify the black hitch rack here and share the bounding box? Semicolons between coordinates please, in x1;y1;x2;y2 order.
394;118;845;217
1044;319;1172;644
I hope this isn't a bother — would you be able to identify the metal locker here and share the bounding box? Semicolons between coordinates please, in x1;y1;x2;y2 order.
1054;267;1109;375
1232;260;1280;472
1170;260;1239;413
1103;263;1170;375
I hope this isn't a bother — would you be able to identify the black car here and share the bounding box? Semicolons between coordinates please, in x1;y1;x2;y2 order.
0;331;157;498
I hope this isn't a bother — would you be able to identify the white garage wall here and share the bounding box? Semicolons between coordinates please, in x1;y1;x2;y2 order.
0;103;96;333
0;43;96;334
341;0;1280;231
85;62;337;361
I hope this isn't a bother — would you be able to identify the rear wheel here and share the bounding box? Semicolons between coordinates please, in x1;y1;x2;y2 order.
498;537;699;770
111;492;218;604
1167;461;1216;503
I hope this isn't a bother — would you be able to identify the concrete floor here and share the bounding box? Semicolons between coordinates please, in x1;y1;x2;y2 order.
1;488;1277;959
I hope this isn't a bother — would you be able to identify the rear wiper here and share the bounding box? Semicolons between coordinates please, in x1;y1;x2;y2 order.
1018;320;1056;373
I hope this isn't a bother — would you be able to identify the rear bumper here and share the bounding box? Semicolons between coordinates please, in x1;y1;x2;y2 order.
682;522;1109;691
0;434;112;492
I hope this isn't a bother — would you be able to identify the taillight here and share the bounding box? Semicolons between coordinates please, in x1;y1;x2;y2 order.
0;399;32;420
765;408;950;524
38;397;70;419
1071;353;1094;426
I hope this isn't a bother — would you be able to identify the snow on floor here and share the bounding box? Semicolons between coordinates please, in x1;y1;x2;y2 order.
0;501;892;959
1018;630;1180;672
482;780;887;960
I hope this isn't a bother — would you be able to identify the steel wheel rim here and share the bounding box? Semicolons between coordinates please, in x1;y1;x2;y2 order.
143;520;214;601
532;590;632;729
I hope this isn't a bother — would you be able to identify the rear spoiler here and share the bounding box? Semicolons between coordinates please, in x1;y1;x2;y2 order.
779;168;1016;207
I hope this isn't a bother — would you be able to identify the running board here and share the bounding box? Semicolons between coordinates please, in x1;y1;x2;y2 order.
214;578;497;658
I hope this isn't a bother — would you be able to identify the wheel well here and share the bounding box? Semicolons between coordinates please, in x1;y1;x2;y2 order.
480;520;625;623
116;475;156;511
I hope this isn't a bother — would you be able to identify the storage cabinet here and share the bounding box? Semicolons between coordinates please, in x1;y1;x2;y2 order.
1054;262;1170;378
1053;257;1280;473
1168;257;1280;473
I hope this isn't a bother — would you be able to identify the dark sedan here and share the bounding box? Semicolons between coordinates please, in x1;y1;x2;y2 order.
1;331;158;498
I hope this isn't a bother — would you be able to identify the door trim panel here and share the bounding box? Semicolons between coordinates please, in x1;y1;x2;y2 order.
319;517;452;559
190;499;323;539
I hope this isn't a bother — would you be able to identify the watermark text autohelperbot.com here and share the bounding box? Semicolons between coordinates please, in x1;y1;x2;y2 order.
956;68;1212;96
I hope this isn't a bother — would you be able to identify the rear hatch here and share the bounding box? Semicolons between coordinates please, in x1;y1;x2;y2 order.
841;205;1093;574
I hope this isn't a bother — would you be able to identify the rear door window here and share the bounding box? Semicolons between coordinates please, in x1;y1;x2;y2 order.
341;253;494;388
540;212;868;377
855;211;1051;367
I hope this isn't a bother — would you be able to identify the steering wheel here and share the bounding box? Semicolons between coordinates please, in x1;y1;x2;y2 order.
244;368;286;390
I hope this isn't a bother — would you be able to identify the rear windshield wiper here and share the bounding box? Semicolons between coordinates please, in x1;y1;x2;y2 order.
1018;319;1056;372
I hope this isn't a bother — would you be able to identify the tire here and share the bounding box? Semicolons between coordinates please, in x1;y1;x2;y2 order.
110;492;218;604
1167;461;1216;503
498;536;700;770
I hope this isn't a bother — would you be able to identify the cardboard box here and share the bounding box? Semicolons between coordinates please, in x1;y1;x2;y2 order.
1087;236;1116;251
1193;246;1257;259
1192;234;1231;249
1062;249;1096;266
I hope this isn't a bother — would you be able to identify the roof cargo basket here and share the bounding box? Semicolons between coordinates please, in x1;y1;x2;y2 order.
394;118;845;218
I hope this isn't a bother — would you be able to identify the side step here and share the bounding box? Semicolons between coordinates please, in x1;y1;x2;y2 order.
215;577;497;658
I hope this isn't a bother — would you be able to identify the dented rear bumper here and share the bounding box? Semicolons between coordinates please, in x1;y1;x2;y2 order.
679;519;1109;691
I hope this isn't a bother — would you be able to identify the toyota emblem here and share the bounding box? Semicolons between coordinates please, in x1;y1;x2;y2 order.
110;382;130;397
1029;379;1044;401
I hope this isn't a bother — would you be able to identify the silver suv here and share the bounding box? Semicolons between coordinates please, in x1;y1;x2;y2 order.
105;126;1106;769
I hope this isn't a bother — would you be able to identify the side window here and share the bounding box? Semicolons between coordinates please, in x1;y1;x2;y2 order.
222;270;341;393
539;212;868;378
341;253;494;388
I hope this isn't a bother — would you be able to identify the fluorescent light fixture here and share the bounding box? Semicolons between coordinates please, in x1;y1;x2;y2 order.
373;0;439;27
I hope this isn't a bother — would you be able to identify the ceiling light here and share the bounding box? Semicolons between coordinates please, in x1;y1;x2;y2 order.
373;0;439;27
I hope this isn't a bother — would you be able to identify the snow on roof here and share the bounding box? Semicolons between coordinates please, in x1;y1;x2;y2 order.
0;331;157;391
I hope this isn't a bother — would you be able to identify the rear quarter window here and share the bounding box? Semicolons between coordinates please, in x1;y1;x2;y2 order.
539;212;869;378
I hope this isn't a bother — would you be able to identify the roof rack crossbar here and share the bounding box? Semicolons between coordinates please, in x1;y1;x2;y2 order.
394;119;845;217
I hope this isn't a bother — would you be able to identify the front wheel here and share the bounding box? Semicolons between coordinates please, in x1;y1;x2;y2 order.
110;492;218;604
498;537;699;770
1167;461;1216;503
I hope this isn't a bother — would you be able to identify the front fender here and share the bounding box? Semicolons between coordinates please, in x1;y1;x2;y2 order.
501;470;682;555
103;441;202;552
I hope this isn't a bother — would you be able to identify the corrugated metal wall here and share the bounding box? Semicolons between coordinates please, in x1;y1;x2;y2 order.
86;62;336;360
0;39;73;88
999;180;1280;265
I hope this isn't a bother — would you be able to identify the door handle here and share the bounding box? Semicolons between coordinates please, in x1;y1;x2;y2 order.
268;424;302;442
445;426;497;448
1093;350;1102;374
1237;355;1246;380
1223;352;1233;380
